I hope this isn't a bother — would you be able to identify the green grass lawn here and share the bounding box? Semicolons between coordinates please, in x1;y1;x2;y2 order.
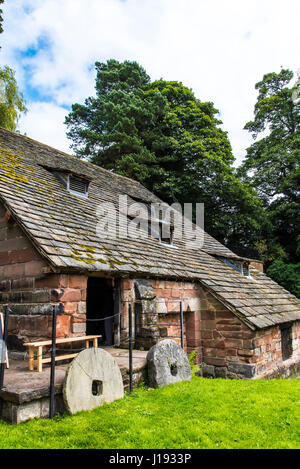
0;377;299;449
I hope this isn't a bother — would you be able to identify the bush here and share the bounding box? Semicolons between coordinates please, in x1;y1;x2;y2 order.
266;260;300;298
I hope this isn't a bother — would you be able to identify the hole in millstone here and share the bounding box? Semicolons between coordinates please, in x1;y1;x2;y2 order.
92;380;103;396
170;363;178;376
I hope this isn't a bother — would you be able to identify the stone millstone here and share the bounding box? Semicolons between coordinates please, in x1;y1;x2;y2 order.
63;348;124;414
147;339;192;388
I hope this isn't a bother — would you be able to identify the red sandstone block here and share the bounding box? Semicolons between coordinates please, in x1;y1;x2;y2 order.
183;282;193;290
160;288;171;297
81;289;87;301
122;290;133;302
171;289;181;298
35;274;69;289
56;315;71;338
59;288;82;303
0;251;9;265
11;278;34;290
153;280;165;289
8;315;19;333
226;348;237;356
216;310;238;320
205;357;226;367
202;339;225;349
213;330;223;339
201;320;216;330
166;301;180;312
19;315;51;338
149;280;158;288
237;349;254;357
122;279;133;290
69;275;87;289
217;324;241;332
5;263;25;278
63;302;78;314
241;330;255;339
165;281;176;289
186;338;200;348
253;338;261;348
216;317;242;326
184;289;199;298
8;248;37;265
24;260;46;277
225;339;243;348
215;348;226;357
242;339;254;349
201;310;216;320
220;331;244;339
204;347;226;358
201;330;213;339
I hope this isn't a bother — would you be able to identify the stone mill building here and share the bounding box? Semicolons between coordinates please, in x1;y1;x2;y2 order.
0;128;299;379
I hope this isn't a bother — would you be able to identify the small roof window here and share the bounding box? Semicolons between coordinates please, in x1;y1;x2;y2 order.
68;175;89;198
218;256;250;277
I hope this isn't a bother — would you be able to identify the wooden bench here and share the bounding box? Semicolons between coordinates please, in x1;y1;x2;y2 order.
24;335;102;372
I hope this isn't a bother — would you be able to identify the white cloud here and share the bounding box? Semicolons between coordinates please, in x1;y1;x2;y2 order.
1;0;300;163
18;101;71;154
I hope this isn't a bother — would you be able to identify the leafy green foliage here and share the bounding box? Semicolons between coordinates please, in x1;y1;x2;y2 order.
240;69;299;201
240;69;300;294
0;378;299;449
188;350;199;376
65;60;264;254
0;65;27;131
65;60;164;185
266;260;300;298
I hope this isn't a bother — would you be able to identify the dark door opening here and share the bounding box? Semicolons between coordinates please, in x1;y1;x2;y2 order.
86;278;115;346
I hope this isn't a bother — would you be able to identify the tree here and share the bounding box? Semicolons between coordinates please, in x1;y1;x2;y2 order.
0;65;27;131
65;60;166;185
239;69;299;202
240;68;300;296
144;79;264;254
0;0;4;35
65;60;264;254
266;260;300;298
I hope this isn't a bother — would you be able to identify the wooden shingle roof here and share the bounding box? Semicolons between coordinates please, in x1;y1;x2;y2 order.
0;128;299;330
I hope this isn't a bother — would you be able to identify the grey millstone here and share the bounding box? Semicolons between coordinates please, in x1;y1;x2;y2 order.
63;348;124;414
147;339;192;388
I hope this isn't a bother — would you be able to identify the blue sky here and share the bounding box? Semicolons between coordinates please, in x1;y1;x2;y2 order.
1;0;300;163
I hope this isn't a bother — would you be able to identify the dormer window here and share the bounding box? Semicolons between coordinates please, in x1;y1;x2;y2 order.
157;219;174;245
218;257;250;277
42;166;90;198
242;263;250;277
68;175;89;198
126;199;174;245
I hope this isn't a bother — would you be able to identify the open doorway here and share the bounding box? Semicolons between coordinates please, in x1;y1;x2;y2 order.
86;278;115;346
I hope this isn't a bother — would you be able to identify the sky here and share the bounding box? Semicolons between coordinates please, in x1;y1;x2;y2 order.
1;0;299;165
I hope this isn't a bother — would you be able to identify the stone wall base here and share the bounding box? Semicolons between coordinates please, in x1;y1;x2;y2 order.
1;395;65;425
199;358;300;380
1;360;147;424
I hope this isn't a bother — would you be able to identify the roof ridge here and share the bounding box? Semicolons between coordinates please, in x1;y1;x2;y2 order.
0;127;145;187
